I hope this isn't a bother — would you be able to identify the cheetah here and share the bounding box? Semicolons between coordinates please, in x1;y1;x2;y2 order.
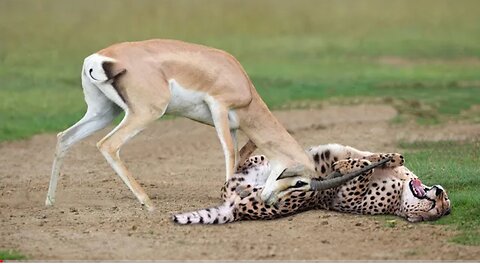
173;144;451;224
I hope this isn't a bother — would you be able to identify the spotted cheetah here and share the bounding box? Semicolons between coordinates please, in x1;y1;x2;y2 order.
173;144;451;224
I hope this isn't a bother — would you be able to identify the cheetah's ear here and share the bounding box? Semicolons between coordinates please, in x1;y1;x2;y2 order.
276;164;305;180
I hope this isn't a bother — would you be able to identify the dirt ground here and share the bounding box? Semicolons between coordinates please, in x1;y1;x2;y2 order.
1;105;480;261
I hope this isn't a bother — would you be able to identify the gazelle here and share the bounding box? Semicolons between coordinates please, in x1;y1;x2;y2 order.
46;39;355;210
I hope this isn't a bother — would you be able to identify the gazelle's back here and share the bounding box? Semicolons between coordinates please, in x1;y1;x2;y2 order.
97;39;254;108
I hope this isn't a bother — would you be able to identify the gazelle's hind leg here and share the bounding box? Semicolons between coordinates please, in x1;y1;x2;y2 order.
46;82;121;206
96;111;163;211
95;75;170;211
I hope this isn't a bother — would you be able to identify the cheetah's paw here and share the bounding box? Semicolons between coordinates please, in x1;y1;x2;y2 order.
333;158;372;175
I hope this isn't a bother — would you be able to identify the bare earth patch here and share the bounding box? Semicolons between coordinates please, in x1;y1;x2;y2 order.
1;105;479;261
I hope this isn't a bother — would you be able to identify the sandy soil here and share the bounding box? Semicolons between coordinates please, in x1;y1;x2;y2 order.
1;105;479;261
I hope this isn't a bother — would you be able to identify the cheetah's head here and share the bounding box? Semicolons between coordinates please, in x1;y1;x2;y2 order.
401;178;451;222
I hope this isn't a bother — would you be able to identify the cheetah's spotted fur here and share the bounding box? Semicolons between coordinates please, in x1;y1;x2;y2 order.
173;144;451;224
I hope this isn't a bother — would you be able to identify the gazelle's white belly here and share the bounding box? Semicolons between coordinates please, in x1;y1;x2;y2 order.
165;79;239;129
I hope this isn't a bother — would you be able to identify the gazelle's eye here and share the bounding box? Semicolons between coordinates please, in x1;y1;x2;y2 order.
294;181;308;188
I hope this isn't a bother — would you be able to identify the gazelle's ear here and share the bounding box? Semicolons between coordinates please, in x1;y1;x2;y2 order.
276;164;305;180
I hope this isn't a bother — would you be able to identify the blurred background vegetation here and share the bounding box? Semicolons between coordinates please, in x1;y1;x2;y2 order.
1;0;480;141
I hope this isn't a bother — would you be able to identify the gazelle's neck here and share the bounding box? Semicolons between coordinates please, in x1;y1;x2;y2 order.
237;91;314;171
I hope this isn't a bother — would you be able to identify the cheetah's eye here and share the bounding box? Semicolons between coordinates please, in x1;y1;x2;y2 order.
294;181;308;188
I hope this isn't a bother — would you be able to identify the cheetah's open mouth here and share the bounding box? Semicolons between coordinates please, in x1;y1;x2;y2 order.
409;178;426;199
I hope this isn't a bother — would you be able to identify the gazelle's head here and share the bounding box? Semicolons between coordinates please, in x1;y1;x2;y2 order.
260;164;315;205
260;158;393;205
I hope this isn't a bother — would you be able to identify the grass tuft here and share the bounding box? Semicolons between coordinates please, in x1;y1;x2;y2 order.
0;250;27;260
401;140;480;245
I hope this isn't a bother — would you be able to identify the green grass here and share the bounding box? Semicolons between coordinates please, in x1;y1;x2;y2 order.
400;140;480;245
1;0;480;142
0;250;27;260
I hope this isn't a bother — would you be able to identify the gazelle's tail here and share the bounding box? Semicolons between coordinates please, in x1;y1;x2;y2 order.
81;53;128;110
172;202;236;225
83;54;126;83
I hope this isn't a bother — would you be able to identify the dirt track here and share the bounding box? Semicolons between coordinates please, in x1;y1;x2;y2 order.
1;105;480;261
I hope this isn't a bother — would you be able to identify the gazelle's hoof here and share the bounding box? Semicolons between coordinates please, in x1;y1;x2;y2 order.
142;200;155;212
45;196;55;207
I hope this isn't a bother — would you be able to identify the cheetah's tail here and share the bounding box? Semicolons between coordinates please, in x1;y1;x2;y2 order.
172;201;236;225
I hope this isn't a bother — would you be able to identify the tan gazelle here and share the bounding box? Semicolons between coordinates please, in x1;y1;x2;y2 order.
46;39;338;210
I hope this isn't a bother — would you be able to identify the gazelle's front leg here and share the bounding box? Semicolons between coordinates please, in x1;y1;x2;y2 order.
205;97;237;181
230;128;239;170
